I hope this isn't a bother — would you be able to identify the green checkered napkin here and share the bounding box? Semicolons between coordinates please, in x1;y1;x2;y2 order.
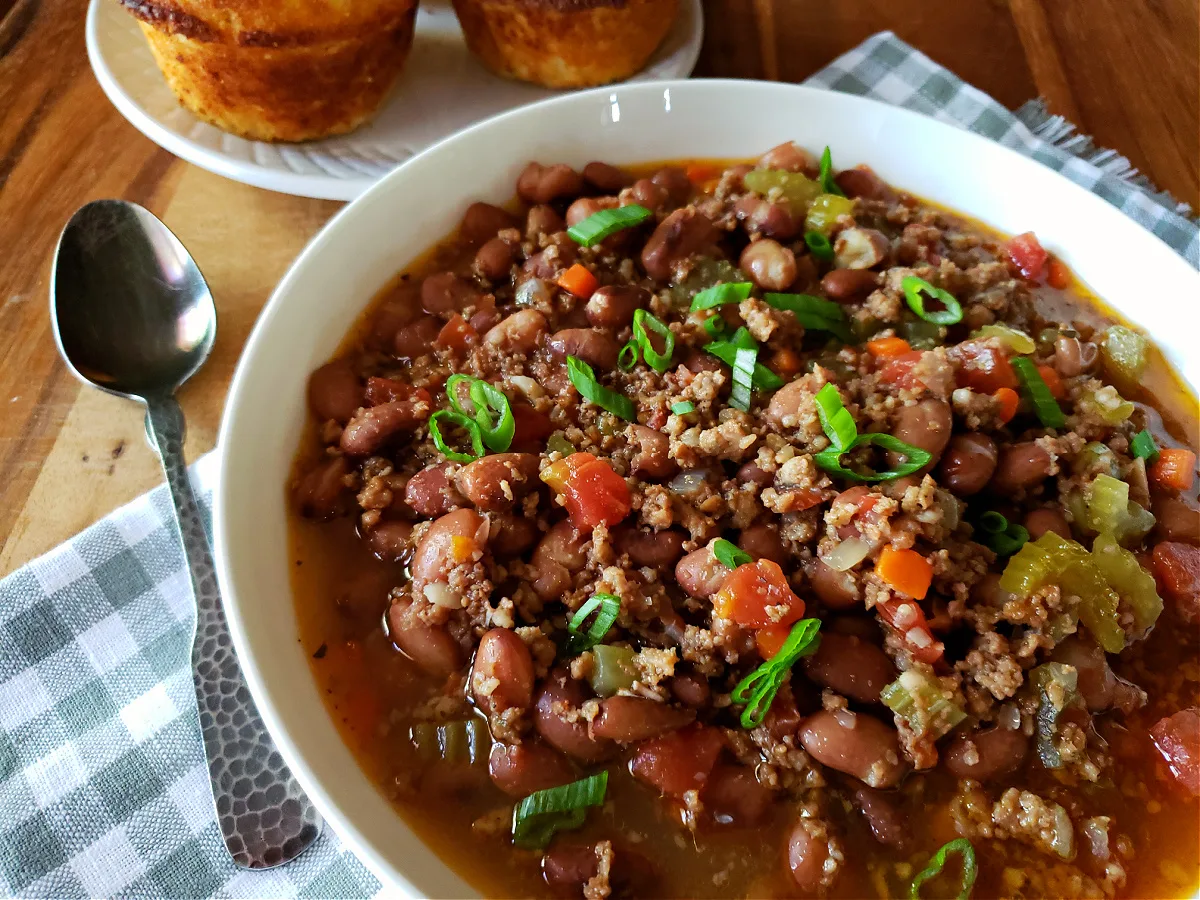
2;31;1196;900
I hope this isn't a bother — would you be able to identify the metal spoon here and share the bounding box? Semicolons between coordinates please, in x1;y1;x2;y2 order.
50;199;322;869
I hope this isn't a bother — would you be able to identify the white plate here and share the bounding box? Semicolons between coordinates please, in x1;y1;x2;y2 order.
214;80;1200;896
85;0;702;200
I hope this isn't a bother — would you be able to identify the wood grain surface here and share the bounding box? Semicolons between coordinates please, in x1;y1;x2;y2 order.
0;0;1196;574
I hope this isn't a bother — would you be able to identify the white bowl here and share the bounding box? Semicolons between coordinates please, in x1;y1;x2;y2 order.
214;79;1200;895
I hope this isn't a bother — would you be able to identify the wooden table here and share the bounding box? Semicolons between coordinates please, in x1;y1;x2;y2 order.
0;0;1196;575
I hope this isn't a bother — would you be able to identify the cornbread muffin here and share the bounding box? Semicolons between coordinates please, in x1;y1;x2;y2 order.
451;0;679;88
121;0;419;142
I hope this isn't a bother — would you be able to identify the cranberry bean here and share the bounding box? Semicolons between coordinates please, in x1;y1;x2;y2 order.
938;433;998;497
854;787;906;846
764;379;810;430
1054;335;1083;377
455;453;540;511
484;310;547;355
704;765;775;826
683;350;722;374
405;462;466;516
546;328;620;370
821;268;879;303
487;512;539;557
834;165;894;201
1025;507;1071;540
798;709;905;788
740;239;797;291
534;671;615;762
737;461;774;488
566;196;617;228
802;633;895;704
369;291;420;350
808;559;861;610
992;441;1054;493
517;162;584;204
650;166;691;203
614;526;686;568
786;819;832;893
523;243;578;281
757;141;816;173
888;399;952;470
833;227;890;270
675;547;729;600
944;727;1030;781
583;161;628;192
510;404;555;453
308;360;363;424
641;208;718;282
363;376;417;406
629;178;670;210
366;520;413;563
593;697;694;742
1052;635;1117;711
411;508;487;591
460;202;516;244
541;843;598;893
393;315;441;360
585;285;648;329
1152;494;1200;545
489;742;574;797
471;628;535;716
531;521;589;599
421;272;481;315
473;238;515;281
525;204;565;240
387;599;462;676
738;523;788;564
295;456;350;519
628;424;676;479
669;671;711;708
629;724;723;797
734;195;798;240
340;400;423;455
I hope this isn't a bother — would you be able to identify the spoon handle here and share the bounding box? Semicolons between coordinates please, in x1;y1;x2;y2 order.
144;396;323;869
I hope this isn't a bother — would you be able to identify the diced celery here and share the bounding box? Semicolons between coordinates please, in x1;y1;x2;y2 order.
805;193;855;235
1060;556;1125;653
742;169;823;215
589;645;638;697
1100;325;1149;390
547;432;575;456
1074;475;1156;545
998;531;1087;596
1078;385;1135;425
1112;501;1156;545
1073;442;1120;479
410;723;438;761
410;718;491;765
971;324;1036;354
881;669;966;740
1030;663;1079;769
668;257;743;307
1091;532;1163;636
900;318;944;351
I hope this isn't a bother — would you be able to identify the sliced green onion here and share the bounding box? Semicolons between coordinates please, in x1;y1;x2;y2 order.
975;510;1029;556
512;771;608;850
705;329;784;392
763;292;852;342
632;309;675;373
814;382;856;451
813;433;932;482
818;146;845;197
1131;429;1160;463
428;410;484;462
729;328;758;412
910;838;977;900
702;314;729;339
670;401;695;415
804;231;834;261
901;275;963;326
690;282;754;312
567;356;635;421
617;340;638;371
1011;356;1066;429
713;538;752;570
445;375;515;451
566;594;620;653
978;511;1008;534
567;205;652;247
731;619;822;728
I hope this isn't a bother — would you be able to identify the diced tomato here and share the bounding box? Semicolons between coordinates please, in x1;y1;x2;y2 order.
876;598;944;665
1152;542;1200;623
1046;258;1071;290
755;622;791;659
435;314;476;351
1006;231;1049;280
629;724;724;798
877;350;924;388
950;341;1019;393
1150;708;1200;797
714;559;805;629
509;404;555;452
540;452;631;529
364;376;429;407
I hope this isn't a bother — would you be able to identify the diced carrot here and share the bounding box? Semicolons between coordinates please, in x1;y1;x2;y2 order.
541;452;631;529
875;546;933;600
866;337;912;359
993;387;1019;424
686;162;720;184
875;598;944;665
1036;365;1065;399
1150;448;1198;492
435;314;476;351
1046;258;1071;290
755;623;791;660
557;264;599;299
768;347;803;378
714;559;805;629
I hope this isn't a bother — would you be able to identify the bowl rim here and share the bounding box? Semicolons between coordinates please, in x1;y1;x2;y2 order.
213;77;1200;894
